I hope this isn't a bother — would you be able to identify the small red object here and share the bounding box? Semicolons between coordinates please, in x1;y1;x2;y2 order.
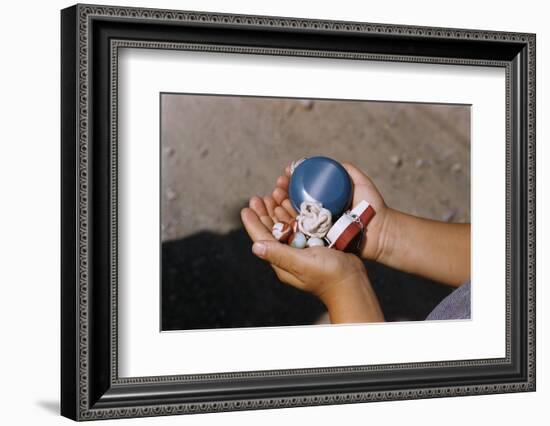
288;218;299;233
325;200;375;252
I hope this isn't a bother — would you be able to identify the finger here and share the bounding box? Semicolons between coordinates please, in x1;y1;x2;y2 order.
241;208;302;286
272;186;288;205
263;196;278;222
282;199;299;217
341;161;372;185
258;213;274;230
251;240;314;278
249;195;268;216
274;206;292;223
284;164;291;177
249;196;274;229
240;208;275;242
276;175;289;191
273;180;298;217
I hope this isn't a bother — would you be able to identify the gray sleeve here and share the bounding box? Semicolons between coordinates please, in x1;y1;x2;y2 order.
425;281;471;321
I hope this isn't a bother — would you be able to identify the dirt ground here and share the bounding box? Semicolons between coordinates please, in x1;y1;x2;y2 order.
160;94;470;330
161;95;470;241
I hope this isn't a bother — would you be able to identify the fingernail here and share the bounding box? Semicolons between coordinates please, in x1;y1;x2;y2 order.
252;242;267;257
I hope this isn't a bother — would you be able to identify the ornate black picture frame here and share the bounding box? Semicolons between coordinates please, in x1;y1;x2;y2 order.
61;4;536;421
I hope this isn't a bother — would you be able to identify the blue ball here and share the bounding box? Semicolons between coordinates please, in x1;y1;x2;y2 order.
289;156;353;218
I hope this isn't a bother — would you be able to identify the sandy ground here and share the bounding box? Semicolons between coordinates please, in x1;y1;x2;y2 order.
161;95;470;241
160;94;470;330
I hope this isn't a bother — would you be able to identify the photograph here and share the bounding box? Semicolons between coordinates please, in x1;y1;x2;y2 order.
160;94;471;331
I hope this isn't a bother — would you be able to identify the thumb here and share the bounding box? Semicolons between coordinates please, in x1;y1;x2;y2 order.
252;240;310;275
341;161;372;186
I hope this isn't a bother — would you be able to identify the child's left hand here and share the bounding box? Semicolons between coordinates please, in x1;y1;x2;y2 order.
241;196;385;323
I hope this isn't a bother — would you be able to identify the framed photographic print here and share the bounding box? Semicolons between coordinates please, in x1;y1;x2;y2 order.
61;4;536;421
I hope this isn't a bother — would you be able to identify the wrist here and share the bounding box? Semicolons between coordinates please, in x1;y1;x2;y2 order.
360;205;397;265
319;267;385;324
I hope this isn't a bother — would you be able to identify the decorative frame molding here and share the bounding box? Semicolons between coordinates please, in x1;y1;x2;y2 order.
61;3;535;421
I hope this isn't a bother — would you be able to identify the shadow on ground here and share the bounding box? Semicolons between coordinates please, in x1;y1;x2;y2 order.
162;229;454;331
36;400;59;415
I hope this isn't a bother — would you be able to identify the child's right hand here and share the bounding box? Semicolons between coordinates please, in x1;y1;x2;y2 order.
267;161;392;263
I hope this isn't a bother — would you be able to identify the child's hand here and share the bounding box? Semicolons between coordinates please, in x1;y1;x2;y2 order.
267;161;391;263
241;197;384;323
266;160;470;287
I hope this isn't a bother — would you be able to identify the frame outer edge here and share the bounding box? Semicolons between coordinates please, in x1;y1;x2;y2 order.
527;34;536;390
77;2;91;420
61;4;80;422
66;4;536;420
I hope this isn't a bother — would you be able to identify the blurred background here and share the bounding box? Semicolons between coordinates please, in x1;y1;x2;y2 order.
160;94;470;331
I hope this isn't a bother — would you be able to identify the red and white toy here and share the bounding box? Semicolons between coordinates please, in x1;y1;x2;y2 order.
325;200;375;251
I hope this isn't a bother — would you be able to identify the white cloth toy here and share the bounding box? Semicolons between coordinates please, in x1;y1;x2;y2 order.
297;201;332;238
